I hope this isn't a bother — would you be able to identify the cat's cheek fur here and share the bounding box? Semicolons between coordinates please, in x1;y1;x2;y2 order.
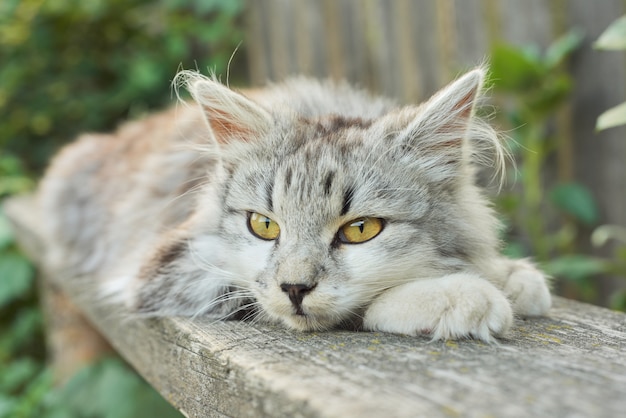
226;240;273;286
362;274;513;343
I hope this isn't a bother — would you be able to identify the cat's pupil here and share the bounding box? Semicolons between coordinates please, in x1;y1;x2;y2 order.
356;221;364;233
264;218;271;229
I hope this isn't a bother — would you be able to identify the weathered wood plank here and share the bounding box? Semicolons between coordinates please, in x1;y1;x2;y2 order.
65;287;626;418
5;196;626;418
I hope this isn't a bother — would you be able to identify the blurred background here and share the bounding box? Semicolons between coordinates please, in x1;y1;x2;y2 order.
1;0;625;416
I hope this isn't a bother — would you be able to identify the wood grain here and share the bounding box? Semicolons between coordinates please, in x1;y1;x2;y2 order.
82;292;626;418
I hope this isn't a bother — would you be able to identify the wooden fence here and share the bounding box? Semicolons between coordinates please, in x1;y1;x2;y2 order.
244;0;626;303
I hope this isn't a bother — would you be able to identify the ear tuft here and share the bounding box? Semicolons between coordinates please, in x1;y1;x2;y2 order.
421;67;485;131
174;71;272;143
382;67;504;183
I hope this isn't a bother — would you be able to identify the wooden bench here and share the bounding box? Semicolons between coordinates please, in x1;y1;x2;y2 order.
5;195;626;417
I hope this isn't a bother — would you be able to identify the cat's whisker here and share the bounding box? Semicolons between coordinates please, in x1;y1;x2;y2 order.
191;289;255;318
204;299;263;325
39;65;549;344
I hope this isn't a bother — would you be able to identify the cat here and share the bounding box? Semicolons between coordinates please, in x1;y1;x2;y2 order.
37;67;551;343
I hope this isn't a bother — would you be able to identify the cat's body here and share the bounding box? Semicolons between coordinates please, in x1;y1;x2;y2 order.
38;68;551;342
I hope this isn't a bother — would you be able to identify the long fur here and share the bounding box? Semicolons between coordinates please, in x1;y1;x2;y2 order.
37;67;551;342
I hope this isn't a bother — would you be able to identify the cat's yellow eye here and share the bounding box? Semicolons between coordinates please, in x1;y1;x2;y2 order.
248;212;280;241
337;217;384;244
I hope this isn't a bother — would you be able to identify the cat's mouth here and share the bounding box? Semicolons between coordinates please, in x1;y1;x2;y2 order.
277;303;352;331
260;284;348;331
282;313;334;331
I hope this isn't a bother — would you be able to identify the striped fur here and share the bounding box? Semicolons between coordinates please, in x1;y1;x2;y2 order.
37;68;551;342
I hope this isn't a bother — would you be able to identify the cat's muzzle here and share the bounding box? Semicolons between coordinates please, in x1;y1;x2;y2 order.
280;283;317;315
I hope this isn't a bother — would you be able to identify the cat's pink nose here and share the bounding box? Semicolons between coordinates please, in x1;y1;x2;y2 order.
280;283;315;314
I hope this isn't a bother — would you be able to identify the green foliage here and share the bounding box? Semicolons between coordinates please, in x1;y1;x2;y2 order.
0;357;183;418
0;206;47;417
0;250;34;309
0;154;35;198
550;183;599;226
543;255;609;283
1;0;243;415
0;0;245;172
591;225;626;309
489;31;624;308
594;15;626;131
589;16;626;295
42;358;182;418
490;30;583;119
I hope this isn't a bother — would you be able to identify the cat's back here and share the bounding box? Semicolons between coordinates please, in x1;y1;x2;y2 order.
38;104;211;276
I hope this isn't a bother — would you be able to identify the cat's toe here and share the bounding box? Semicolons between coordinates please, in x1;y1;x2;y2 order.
430;280;512;343
505;260;551;317
363;274;513;343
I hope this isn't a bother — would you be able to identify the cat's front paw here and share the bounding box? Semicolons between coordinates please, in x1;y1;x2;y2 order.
504;259;551;316
363;274;513;343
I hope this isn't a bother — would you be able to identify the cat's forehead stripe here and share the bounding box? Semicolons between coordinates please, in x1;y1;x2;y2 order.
284;167;292;192
314;115;373;134
323;171;335;195
341;187;354;216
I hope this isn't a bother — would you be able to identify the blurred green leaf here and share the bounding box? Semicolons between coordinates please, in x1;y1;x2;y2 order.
0;358;39;392
502;241;527;258
0;394;17;418
543;255;609;282
610;289;626;311
596;101;626;131
0;209;13;250
0;308;42;357
0;252;34;308
0;0;245;171
594;15;626;50
44;358;183;418
11;368;53;418
545;29;585;68
550;183;599;226
489;43;544;91
527;74;572;117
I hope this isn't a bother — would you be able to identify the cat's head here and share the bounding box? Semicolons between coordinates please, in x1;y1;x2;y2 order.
134;69;504;331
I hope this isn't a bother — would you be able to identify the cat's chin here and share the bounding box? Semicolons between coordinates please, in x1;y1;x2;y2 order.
274;312;339;332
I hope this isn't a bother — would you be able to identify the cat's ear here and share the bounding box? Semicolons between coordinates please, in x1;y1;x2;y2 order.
419;68;483;132
184;73;273;143
384;68;494;181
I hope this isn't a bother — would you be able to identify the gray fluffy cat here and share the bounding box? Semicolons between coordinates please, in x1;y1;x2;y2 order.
38;67;551;342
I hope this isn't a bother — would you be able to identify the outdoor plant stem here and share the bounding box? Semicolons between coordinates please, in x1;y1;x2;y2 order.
523;121;550;261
